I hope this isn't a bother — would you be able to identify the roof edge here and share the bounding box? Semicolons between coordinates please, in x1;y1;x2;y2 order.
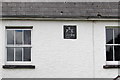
1;17;119;21
1;15;119;19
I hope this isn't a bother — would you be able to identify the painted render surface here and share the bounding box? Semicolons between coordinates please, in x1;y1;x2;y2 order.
0;18;1;80
1;20;118;78
0;19;2;79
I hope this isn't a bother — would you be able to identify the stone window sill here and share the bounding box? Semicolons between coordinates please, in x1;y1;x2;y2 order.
103;65;120;69
2;65;35;69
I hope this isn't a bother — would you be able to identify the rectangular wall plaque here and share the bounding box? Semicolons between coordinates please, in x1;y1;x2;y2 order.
64;25;77;39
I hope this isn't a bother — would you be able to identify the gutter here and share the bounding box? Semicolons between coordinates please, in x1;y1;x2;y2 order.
0;17;119;21
0;15;119;21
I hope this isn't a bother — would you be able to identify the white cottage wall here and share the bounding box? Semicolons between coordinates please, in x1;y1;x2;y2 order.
1;20;118;78
94;21;118;78
0;1;2;79
0;19;3;79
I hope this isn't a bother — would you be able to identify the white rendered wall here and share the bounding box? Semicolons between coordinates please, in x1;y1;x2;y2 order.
94;21;118;78
0;23;1;79
0;19;2;79
1;20;118;78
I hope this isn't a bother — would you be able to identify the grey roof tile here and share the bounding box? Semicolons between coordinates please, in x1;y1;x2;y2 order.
2;2;119;18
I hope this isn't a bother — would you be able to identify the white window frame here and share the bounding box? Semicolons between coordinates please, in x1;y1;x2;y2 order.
106;26;120;65
5;28;32;65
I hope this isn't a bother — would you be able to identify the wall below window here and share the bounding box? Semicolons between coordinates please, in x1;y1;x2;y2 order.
1;20;118;78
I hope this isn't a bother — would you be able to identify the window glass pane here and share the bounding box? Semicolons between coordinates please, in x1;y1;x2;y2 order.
7;30;14;44
106;45;113;61
15;30;22;44
106;28;113;44
114;28;120;44
115;46;120;61
7;48;14;61
15;48;22;61
23;47;31;61
24;30;31;44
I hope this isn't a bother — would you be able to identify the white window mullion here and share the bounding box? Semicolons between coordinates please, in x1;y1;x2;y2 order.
22;30;24;62
106;44;120;46
14;30;16;46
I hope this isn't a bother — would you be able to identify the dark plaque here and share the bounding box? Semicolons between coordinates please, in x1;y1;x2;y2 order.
64;25;77;39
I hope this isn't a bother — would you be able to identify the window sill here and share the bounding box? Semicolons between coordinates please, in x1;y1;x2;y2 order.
103;65;120;69
2;65;35;69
